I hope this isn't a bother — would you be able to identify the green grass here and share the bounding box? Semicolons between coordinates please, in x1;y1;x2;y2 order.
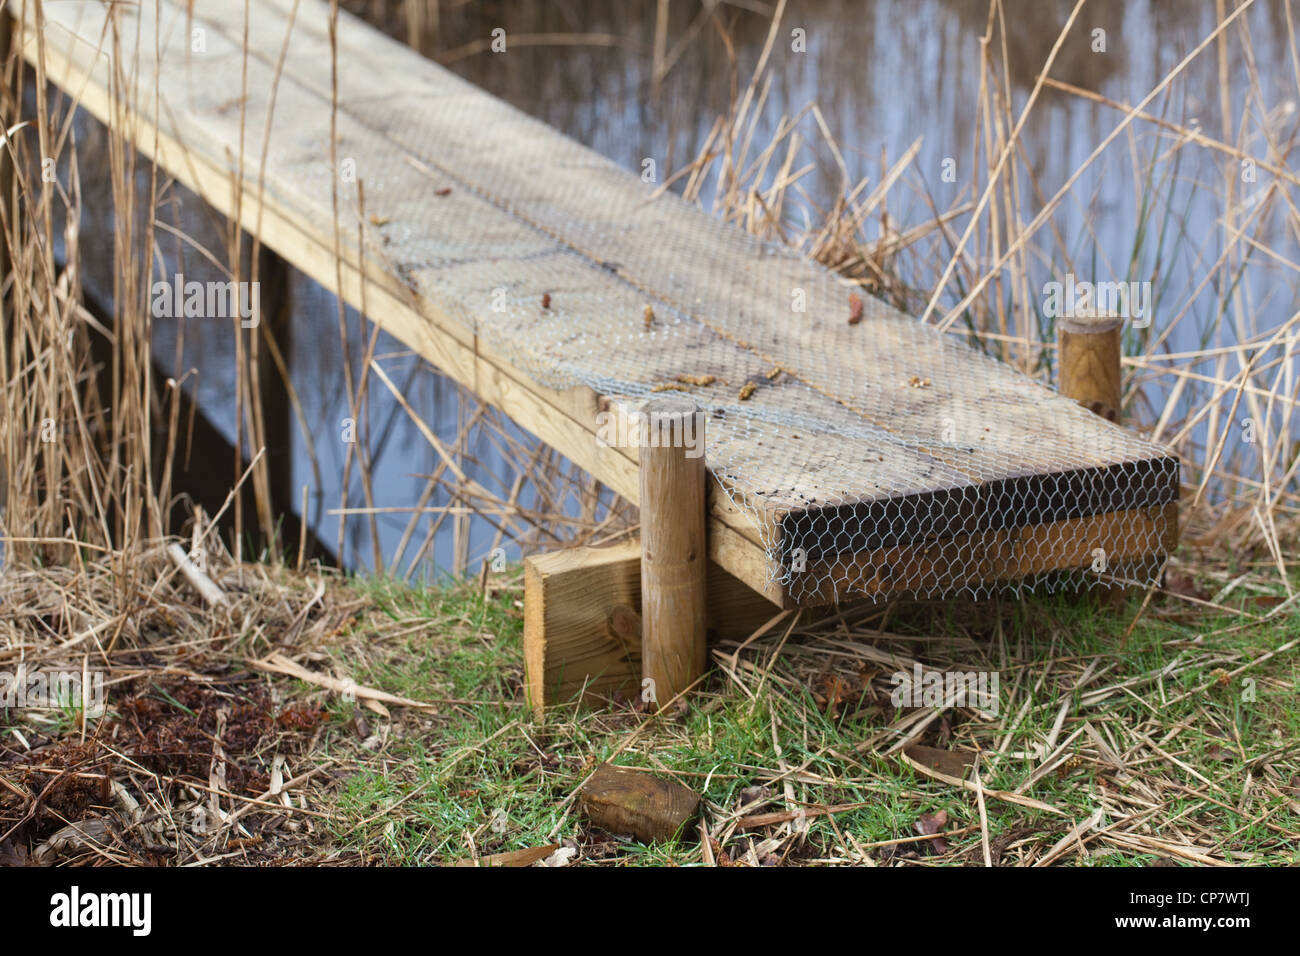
311;567;1300;866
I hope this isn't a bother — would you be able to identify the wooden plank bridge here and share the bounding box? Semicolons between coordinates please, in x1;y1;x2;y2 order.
12;0;1180;711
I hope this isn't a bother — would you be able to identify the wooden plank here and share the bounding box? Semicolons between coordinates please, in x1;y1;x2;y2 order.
15;0;792;604
523;545;639;715
15;0;1181;609
229;0;1169;484
524;502;1177;710
777;456;1180;563
157;0;1171;489
789;502;1179;605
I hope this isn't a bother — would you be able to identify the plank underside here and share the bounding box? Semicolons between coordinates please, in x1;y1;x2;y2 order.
16;0;1179;606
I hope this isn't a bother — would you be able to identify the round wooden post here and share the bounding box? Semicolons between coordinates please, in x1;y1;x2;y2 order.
1059;313;1123;423
1059;312;1126;604
638;397;707;709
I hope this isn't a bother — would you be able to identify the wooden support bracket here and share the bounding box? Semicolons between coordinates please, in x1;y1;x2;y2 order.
523;541;780;719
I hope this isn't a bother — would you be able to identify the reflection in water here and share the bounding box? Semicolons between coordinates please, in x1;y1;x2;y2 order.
113;0;1298;574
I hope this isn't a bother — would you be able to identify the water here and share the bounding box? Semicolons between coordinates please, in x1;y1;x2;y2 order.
124;0;1299;575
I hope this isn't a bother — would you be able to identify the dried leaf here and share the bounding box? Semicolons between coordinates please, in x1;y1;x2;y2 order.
454;844;559;868
848;293;864;325
539;846;578;867
903;745;975;779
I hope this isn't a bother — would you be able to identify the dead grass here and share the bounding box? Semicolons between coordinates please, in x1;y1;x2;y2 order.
0;525;1295;866
7;544;1294;866
0;539;365;865
328;559;1300;867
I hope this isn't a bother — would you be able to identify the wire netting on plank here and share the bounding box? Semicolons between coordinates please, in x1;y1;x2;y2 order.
38;0;1179;602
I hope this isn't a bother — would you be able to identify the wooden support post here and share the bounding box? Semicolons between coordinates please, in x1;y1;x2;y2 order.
1059;313;1129;603
1059;314;1123;424
637;398;708;710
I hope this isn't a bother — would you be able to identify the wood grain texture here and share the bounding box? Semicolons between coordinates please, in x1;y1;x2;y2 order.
523;542;779;716
524;543;642;715
9;0;788;605
638;399;708;708
1059;314;1131;604
1060;314;1124;423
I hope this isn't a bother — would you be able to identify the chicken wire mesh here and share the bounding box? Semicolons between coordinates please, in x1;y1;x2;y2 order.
47;0;1180;603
